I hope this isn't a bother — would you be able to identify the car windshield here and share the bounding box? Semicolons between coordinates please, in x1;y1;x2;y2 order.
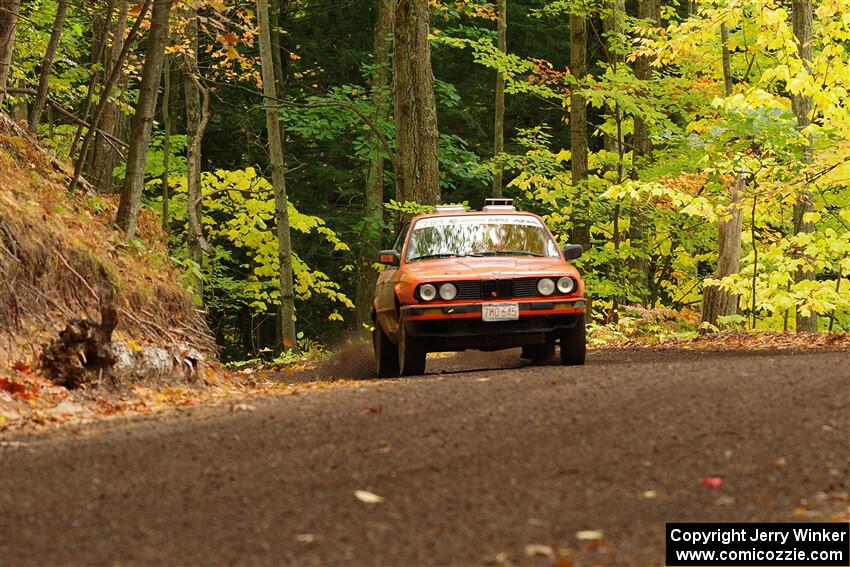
406;215;559;262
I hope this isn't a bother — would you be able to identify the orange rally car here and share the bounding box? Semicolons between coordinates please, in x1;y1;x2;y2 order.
372;198;587;376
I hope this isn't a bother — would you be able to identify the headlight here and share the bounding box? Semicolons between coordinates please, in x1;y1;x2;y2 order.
419;283;437;301
537;278;555;296
439;283;458;301
557;276;575;294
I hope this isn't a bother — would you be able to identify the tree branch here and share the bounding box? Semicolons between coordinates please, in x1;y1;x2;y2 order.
2;87;128;152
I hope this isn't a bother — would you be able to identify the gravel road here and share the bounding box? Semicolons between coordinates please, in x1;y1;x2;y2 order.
1;348;847;566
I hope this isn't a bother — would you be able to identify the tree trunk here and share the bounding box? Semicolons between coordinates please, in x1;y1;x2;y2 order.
701;175;744;330
569;4;589;249
628;0;659;306
116;0;173;238
28;0;68;131
71;0;149;193
183;10;209;297
10;77;26;121
393;0;440;206
256;0;297;350
602;0;625;321
700;22;741;332
720;22;733;97
91;0;129;194
632;0;659;165
69;0;115;162
0;0;21;107
602;0;625;177
270;0;288;141
161;53;171;231
355;0;393;332
491;0;506;198
791;0;817;333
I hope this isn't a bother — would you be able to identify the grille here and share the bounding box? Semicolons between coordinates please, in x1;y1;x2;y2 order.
513;278;540;298
447;278;543;300
455;281;482;300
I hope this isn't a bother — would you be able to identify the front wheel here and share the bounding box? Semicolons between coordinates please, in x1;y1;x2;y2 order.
398;323;426;376
559;314;586;366
373;324;399;377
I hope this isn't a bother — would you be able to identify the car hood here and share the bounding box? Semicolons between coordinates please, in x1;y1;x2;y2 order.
402;257;579;281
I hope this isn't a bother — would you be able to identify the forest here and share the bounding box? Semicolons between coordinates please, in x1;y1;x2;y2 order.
1;0;848;363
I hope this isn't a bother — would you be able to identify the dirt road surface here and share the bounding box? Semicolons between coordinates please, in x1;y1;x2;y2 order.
1;349;848;566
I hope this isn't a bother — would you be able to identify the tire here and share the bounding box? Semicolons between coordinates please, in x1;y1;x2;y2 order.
559;314;586;366
521;343;556;364
373;324;399;377
398;323;426;376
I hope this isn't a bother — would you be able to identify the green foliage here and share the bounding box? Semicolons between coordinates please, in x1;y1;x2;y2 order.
383;200;434;218
8;0;850;362
169;167;352;311
502;0;850;332
114;134;188;182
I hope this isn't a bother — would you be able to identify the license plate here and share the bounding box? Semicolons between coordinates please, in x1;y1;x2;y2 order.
482;302;519;322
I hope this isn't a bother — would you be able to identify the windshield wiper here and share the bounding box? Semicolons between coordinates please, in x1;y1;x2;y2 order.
410;251;545;261
408;253;460;262
475;251;546;257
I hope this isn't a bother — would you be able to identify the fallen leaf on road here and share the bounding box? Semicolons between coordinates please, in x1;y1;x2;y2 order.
368;405;383;414
295;533;319;543
642;490;657;499
354;490;384;504
524;544;554;558
231;403;256;412
699;476;724;488
715;496;736;506
576;530;603;541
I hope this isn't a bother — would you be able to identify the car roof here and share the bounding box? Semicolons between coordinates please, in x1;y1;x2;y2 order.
410;210;544;223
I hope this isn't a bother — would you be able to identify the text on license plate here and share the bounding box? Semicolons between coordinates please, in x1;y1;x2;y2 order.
482;302;519;322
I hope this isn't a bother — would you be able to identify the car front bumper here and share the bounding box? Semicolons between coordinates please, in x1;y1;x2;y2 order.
399;299;586;351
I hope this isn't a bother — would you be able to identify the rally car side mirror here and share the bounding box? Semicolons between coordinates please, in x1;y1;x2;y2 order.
562;244;583;260
378;250;401;267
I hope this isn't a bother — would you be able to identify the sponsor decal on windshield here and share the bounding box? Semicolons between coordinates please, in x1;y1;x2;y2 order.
414;215;544;229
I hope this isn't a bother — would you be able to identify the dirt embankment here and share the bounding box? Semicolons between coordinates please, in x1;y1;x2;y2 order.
0;112;216;423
